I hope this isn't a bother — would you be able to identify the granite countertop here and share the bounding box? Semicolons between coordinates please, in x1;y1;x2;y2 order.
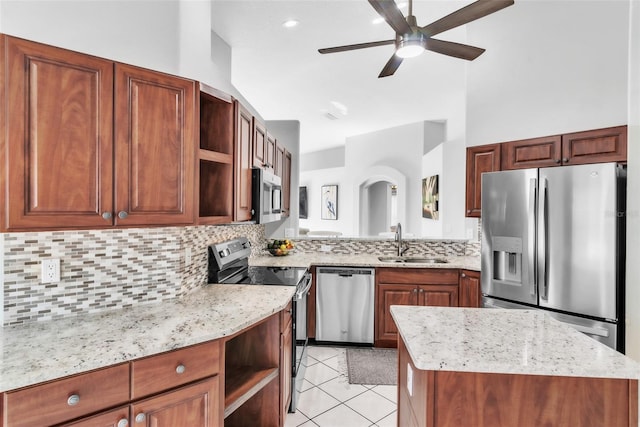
0;284;295;393
250;252;481;271
391;305;640;380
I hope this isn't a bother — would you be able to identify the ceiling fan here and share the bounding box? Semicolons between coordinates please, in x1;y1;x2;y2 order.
318;0;514;78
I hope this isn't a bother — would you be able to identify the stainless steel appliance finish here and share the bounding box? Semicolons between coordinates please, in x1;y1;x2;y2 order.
481;162;626;351
316;267;375;344
252;167;282;224
207;237;310;412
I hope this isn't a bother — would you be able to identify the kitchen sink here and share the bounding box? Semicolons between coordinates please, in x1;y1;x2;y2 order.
377;256;448;264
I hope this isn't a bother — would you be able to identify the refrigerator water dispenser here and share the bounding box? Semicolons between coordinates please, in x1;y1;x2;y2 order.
492;236;523;284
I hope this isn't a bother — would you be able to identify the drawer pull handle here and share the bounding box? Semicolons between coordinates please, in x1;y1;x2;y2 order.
135;413;146;423
67;394;80;406
102;212;112;220
176;364;186;374
118;211;129;219
117;419;129;427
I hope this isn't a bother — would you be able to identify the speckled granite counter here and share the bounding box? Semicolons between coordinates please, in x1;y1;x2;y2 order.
0;284;295;393
391;305;640;379
250;252;480;271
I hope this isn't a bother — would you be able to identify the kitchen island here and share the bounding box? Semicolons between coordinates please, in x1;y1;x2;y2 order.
391;305;640;427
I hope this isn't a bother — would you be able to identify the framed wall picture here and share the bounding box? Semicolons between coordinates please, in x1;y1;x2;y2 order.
299;186;308;219
422;175;439;220
321;185;338;220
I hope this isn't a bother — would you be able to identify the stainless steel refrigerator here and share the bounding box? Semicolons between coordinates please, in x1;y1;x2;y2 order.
481;162;626;352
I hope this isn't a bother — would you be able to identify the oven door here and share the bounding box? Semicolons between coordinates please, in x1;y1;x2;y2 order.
290;273;311;412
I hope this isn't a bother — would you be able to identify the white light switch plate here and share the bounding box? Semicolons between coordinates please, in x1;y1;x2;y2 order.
41;259;60;283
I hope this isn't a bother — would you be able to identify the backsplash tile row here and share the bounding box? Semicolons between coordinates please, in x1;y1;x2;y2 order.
2;224;478;326
2;224;265;326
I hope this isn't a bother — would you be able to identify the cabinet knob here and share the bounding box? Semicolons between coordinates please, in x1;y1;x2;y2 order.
67;394;80;406
413;288;418;293
117;419;129;427
461;273;466;278
176;364;186;374
135;413;146;423
555;159;561;164
562;158;569;163
102;212;113;220
118;211;128;219
419;289;424;293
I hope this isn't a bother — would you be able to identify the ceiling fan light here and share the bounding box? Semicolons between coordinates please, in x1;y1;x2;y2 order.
396;35;426;58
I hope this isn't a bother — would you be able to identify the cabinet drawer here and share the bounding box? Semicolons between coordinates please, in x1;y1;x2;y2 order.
4;363;129;427
376;268;458;284
131;340;220;399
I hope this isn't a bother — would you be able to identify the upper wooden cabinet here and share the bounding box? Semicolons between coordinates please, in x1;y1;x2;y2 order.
501;135;562;169
252;119;267;169
198;85;234;225
2;35;114;230
467;125;627;217
561;125;627;165
233;101;254;222
266;132;277;170
114;63;196;226
465;144;501;218
1;35;196;231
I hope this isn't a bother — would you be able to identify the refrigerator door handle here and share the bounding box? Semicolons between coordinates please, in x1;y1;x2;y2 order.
528;178;537;296
556;320;610;338
539;178;549;301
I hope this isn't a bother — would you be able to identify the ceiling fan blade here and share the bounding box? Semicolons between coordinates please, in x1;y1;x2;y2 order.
378;54;403;78
318;39;395;54
368;0;411;35
423;38;485;61
421;0;514;38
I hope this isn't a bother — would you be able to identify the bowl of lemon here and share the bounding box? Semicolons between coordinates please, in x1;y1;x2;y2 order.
267;239;294;256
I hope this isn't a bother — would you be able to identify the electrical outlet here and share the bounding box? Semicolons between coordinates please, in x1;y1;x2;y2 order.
41;259;60;283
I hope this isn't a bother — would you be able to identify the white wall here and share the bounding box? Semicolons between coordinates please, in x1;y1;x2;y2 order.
0;0;180;75
625;0;640;360
466;0;629;147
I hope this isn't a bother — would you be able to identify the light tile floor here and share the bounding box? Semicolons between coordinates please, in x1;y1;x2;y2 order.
285;346;398;427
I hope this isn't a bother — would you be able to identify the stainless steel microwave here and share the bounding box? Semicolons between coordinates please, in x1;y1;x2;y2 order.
252;168;282;223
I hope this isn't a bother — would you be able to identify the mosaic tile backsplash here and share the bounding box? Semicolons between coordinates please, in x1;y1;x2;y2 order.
2;225;479;326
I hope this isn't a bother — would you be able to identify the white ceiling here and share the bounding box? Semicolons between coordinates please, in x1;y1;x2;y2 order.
210;0;513;154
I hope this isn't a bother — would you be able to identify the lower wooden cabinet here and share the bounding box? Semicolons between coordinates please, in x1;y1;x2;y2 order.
280;302;293;425
375;268;459;348
130;378;220;427
459;269;482;308
61;406;130;427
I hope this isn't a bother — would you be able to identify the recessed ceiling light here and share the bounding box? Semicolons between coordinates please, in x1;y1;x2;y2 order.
282;19;299;28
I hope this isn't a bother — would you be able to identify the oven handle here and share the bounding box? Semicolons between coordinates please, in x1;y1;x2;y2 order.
295;274;312;300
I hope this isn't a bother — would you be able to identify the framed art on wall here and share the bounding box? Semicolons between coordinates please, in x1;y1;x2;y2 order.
321;185;338;220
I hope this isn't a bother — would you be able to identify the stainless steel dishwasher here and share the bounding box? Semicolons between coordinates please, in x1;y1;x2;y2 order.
316;267;375;344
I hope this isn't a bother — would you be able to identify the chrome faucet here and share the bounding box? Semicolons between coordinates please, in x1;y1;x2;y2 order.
395;222;408;256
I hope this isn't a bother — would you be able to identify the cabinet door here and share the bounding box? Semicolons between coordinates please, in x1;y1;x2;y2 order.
2;35;114;231
465;144;501;217
265;132;277;170
130;377;220;427
280;314;293;424
501;135;562;170
459;270;481;308
282;149;292;217
274;143;285;178
114;63;196;226
562;125;627;165
375;284;417;347
61;406;130;427
418;285;459;307
234;101;253;222
252;119;267;168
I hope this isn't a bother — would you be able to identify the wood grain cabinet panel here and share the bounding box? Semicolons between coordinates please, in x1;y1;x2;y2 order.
375;268;459;347
252;119;267;168
131;378;220;427
61;406;130;427
131;340;221;400
114;63;196;226
465;144;501;217
234;101;254;222
265;132;277;170
501;135;562;169
459;269;481;308
562;125;627;165
4;363;130;427
2;35;114;230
